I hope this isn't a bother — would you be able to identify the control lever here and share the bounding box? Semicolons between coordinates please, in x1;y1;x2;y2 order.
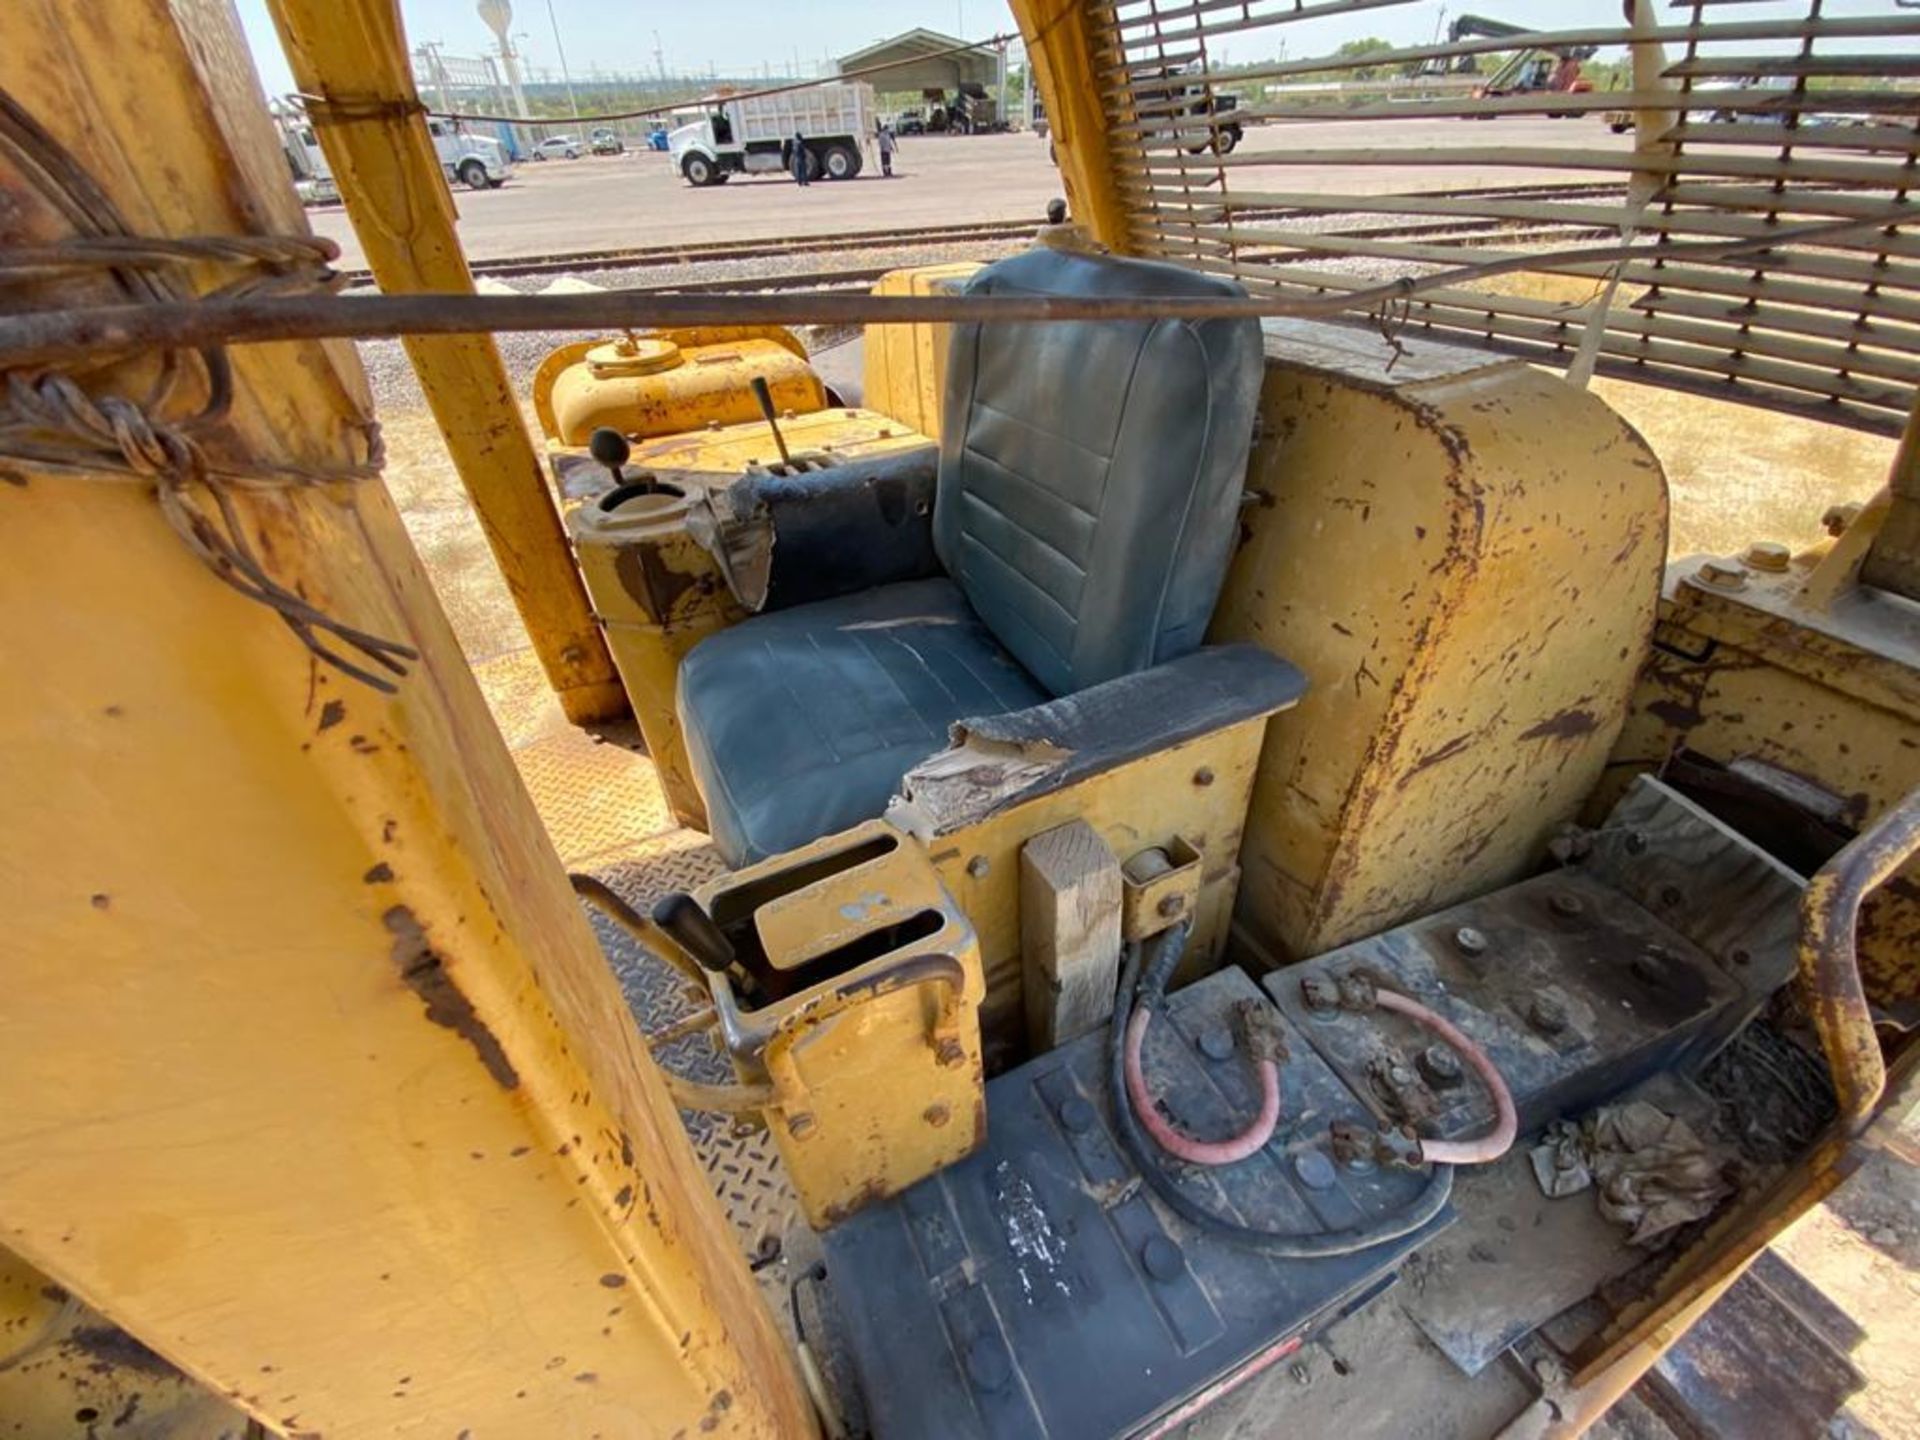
587;426;656;499
651;892;737;975
749;376;794;467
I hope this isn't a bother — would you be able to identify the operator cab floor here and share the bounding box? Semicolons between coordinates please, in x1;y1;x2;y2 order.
480;647;1860;1440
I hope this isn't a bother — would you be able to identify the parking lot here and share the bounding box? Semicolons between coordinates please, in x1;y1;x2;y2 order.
309;116;1641;270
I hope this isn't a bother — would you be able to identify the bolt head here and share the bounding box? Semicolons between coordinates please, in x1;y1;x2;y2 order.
787;1112;817;1140
1529;996;1569;1036
1157;893;1185;918
1418;1043;1464;1088
1454;926;1489;957
966;855;990;879
1745;541;1791;573
923;1103;951;1128
1058;1096;1097;1134
935;1037;966;1069
1549;890;1586;919
1192;766;1216;787
1695;557;1749;592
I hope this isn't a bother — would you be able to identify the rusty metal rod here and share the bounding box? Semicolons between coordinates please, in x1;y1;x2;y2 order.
1798;785;1920;1134
0;211;1898;370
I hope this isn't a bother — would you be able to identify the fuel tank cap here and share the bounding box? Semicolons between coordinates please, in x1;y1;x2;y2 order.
586;335;683;377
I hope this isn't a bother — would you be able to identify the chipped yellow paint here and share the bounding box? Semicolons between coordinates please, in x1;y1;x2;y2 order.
532;327;827;447
1599;557;1920;1003
695;822;986;1229
926;723;1271;1066
0;5;810;1434
863;263;986;438
1213;323;1668;962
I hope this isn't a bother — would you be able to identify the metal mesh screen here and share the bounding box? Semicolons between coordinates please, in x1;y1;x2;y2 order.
1091;0;1920;433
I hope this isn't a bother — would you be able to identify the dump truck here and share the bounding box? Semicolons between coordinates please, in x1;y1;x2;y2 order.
2;2;1918;1439
669;80;876;185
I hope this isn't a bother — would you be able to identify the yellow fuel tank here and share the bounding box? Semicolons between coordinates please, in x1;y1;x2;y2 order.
533;325;827;445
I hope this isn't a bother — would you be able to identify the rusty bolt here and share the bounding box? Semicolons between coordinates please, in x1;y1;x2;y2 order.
1301;974;1341;1015
1328;1120;1376;1169
1454;926;1489;958
1548;890;1586;920
1157;893;1186;919
923;1103;951;1129
1745;541;1791;574
935;1037;967;1069
1418;1044;1464;1089
966;855;990;879
1695;557;1749;592
1624;831;1648;855
1529;996;1569;1036
1822;502;1862;538
787;1112;818;1141
1193;766;1216;787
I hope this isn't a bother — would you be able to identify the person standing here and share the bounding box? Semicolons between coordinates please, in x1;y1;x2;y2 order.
878;122;896;178
790;129;810;186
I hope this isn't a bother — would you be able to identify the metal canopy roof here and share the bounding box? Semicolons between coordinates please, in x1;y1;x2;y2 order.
835;29;1000;94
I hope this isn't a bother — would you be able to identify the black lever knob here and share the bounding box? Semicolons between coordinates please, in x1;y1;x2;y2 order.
651;892;735;974
1046;197;1068;225
588;427;632;487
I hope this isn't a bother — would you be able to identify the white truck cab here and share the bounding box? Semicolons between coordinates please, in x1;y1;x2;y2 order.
669;82;875;186
424;119;514;190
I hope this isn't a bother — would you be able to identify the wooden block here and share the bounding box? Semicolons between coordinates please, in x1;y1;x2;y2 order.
1021;821;1124;1053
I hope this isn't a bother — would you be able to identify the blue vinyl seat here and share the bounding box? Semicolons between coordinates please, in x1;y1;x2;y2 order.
677;247;1269;865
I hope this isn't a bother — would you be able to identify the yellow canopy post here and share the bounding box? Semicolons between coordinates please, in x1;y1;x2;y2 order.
266;0;628;725
0;2;809;1433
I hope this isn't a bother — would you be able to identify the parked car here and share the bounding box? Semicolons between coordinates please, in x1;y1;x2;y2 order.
532;135;584;160
589;127;624;155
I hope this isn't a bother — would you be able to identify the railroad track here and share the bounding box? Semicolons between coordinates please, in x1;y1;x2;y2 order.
336;181;1645;289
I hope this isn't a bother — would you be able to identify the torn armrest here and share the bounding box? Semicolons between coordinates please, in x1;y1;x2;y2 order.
685;442;942;613
888;645;1309;836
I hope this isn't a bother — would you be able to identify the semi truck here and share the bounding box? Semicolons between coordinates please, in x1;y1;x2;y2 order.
669;80;876;185
272;97;512;198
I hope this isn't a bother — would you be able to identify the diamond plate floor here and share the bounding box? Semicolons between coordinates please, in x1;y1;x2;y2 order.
474;649;809;1325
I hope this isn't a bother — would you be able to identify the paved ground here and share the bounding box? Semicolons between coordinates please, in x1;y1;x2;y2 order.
311;116;1639;269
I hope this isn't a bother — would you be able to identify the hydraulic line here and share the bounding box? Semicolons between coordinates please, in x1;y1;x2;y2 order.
1108;927;1454;1259
1373;988;1518;1167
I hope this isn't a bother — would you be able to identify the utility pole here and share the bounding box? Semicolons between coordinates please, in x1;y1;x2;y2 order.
544;0;580;119
653;28;668;85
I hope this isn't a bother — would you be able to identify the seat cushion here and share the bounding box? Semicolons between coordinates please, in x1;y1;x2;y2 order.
677;577;1047;864
935;248;1265;697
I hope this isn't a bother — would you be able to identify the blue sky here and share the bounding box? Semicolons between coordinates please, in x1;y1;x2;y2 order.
230;0;1878;99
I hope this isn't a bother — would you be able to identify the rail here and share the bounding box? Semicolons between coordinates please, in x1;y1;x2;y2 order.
1799;786;1920;1134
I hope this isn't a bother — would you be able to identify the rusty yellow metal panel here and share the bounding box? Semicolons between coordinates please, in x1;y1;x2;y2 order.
623;406;929;479
1600;558;1920;1005
1214;323;1668;962
565;409;936;828
863;263;986;437
0;4;810;1433
572;488;739;827
924;722;1271;1065
0;1245;256;1436
533;329;827;446
695;822;986;1228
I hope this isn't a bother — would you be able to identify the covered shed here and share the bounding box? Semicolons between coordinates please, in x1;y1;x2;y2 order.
835;28;1003;96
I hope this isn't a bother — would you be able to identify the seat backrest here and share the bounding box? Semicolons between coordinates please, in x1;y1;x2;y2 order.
933;248;1264;697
